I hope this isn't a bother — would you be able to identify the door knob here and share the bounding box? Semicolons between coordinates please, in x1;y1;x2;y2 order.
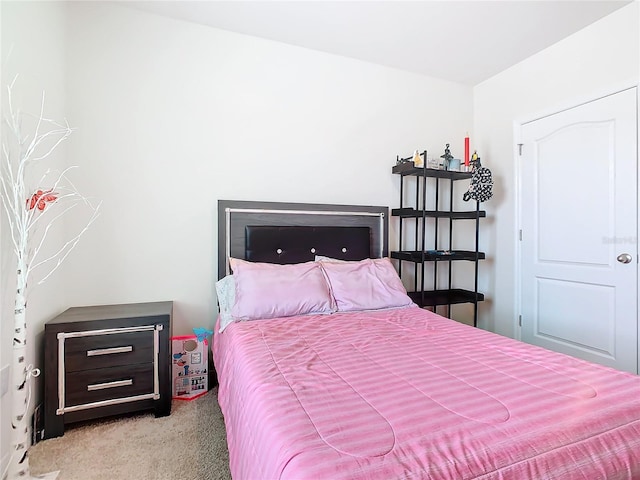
617;253;633;264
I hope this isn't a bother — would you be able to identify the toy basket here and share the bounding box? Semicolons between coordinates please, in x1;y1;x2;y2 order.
171;335;208;400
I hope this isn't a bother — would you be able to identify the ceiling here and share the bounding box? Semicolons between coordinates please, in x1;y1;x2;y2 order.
123;0;632;85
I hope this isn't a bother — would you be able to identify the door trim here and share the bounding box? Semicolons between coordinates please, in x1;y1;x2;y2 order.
514;83;639;364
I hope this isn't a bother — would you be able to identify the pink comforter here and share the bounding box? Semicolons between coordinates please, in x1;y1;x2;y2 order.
213;306;640;479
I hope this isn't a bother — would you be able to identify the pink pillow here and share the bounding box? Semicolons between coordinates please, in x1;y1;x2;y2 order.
230;258;335;321
320;258;413;312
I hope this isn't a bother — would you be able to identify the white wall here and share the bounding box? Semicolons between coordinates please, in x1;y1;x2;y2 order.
0;1;68;473
63;3;473;335
474;2;639;337
1;1;635;468
0;4;473;464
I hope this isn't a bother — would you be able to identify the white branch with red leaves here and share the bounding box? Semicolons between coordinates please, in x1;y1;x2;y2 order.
1;78;101;480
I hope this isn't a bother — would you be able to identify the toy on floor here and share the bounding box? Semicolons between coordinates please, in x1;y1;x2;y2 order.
171;327;212;400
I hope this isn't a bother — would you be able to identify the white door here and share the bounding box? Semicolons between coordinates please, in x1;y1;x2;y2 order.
520;88;638;374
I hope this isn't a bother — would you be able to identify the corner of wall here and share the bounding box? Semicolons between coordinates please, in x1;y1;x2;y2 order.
1;1;70;469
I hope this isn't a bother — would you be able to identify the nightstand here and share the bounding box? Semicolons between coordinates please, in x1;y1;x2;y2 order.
43;301;173;439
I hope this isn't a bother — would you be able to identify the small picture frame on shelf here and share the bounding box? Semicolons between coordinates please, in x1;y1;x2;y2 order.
427;156;439;169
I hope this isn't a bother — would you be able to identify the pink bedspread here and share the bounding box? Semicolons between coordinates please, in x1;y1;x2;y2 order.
213;306;640;479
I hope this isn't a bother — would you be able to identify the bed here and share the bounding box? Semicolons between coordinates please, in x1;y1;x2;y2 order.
213;200;640;480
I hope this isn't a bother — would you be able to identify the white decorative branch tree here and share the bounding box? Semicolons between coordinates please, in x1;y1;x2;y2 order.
1;78;101;480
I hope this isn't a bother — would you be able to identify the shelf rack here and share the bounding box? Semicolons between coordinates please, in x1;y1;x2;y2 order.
391;152;485;326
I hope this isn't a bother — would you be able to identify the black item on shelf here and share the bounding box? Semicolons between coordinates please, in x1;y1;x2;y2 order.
463;163;494;202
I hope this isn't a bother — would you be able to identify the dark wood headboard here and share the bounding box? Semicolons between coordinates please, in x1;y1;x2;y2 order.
217;200;388;279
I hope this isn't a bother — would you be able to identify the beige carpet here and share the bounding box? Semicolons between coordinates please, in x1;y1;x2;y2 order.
30;389;232;480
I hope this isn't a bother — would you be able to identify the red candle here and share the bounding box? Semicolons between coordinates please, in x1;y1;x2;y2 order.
464;135;470;167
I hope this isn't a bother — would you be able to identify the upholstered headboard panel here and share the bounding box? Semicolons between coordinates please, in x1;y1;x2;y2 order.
245;226;370;264
218;200;388;278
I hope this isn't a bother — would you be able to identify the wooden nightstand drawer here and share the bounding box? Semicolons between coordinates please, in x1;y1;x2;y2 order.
65;331;154;372
65;363;154;407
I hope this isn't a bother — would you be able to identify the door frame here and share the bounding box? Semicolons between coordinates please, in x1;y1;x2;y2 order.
513;81;640;374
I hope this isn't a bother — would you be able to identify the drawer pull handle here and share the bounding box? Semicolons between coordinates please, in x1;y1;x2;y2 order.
87;379;133;391
86;346;133;357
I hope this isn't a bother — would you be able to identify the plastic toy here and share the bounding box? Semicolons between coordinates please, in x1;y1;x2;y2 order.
171;328;212;400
